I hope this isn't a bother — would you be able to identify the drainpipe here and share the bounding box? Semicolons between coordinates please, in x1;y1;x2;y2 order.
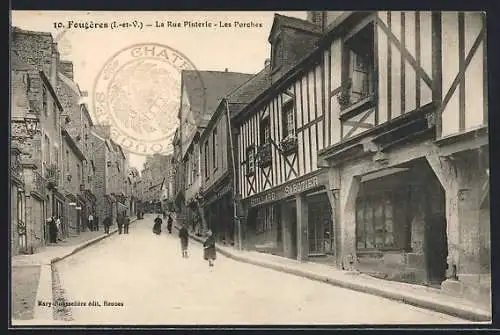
225;98;242;250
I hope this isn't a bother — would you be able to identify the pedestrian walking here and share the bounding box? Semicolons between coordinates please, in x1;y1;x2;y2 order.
203;229;216;267
88;213;94;231
153;215;162;235
117;213;123;234
124;214;130;234
95;215;99;231
48;217;57;244
55;217;62;241
179;223;189;258
167;214;173;234
103;216;111;234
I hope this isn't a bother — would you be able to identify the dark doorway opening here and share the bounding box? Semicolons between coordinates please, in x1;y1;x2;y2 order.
290;204;298;259
423;170;448;287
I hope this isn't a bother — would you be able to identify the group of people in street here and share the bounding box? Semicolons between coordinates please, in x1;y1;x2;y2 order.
153;213;173;235
152;212;216;268
117;212;131;234
46;216;62;244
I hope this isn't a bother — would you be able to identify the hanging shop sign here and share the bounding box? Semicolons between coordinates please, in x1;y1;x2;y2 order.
247;170;329;208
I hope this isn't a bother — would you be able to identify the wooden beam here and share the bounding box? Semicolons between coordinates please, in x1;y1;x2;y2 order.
377;16;433;89
440;23;486;115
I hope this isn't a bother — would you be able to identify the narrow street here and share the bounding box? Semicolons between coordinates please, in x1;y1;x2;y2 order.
54;214;468;325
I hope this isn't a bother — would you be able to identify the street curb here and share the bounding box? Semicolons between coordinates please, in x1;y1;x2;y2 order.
177;226;491;322
51;218;137;265
30;218;138;323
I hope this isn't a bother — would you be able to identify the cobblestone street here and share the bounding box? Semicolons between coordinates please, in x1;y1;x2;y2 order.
49;215;469;325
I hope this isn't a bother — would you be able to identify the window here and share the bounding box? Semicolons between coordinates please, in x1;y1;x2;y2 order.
204;141;209;179
282;101;295;138
54;148;59;170
356;192;403;251
342;23;375;107
260;117;270;144
44;136;51;164
66;150;69;171
256;205;275;233
246;146;255;175
53;100;58;127
191;151;197;182
212;127;217;170
42;85;48;117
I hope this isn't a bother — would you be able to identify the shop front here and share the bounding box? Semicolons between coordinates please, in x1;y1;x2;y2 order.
201;182;234;245
242;170;331;262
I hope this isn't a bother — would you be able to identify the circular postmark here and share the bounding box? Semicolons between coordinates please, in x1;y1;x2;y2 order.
92;43;205;156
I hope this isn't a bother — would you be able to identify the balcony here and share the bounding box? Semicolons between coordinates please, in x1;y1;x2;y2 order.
257;142;272;168
32;171;45;195
10;147;23;181
45;163;60;189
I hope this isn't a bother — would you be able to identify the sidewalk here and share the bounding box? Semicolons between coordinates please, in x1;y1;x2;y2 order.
11;217;137;324
176;224;491;323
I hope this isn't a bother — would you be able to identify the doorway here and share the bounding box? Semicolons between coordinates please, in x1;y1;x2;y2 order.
290;204;298;259
423;169;447;286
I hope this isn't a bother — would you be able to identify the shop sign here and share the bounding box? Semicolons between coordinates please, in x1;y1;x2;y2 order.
247;171;328;208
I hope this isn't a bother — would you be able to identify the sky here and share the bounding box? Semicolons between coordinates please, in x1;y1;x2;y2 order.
11;11;308;171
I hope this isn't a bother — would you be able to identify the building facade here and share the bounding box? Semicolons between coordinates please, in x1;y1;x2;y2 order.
11;28;66;253
175;70;254;232
232;11;489;307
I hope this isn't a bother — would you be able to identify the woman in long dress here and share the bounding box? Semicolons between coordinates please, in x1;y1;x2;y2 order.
153;215;162;235
203;230;216;267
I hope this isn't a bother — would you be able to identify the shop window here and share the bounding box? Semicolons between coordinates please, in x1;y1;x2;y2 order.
356;192;403;251
256;205;275;234
340;23;375;110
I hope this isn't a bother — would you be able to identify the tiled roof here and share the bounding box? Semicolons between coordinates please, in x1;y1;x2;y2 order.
181;70;254;123
269;13;322;41
226;65;271;117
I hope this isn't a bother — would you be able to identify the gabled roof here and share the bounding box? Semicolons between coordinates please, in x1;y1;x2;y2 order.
226;65;271;118
268;13;322;42
181;70;254;124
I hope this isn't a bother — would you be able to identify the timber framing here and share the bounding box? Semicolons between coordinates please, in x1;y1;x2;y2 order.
319;102;436;161
233;12;372;126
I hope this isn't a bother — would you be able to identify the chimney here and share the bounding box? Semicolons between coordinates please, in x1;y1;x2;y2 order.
60;60;74;80
50;43;59;87
307;11;324;27
264;58;271;68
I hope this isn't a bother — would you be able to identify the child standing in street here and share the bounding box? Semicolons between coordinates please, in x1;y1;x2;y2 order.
203;230;216;268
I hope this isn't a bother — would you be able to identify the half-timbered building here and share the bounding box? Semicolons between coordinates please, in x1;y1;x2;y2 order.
313;11;489;306
233;11;489;307
176;69;253;233
232;14;334;261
